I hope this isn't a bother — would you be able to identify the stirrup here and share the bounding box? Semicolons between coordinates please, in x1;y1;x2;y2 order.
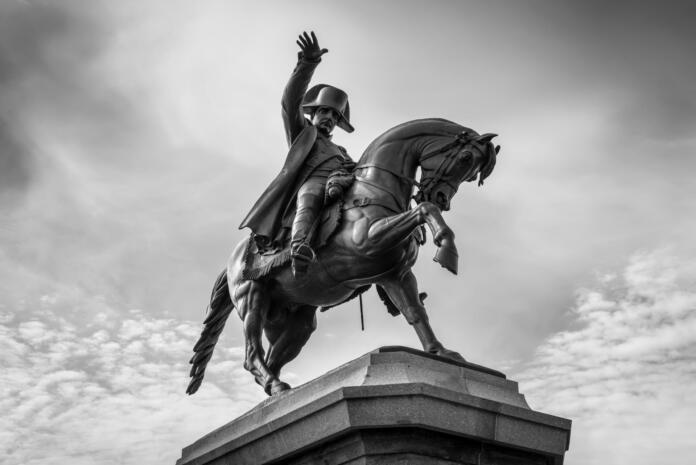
291;243;316;276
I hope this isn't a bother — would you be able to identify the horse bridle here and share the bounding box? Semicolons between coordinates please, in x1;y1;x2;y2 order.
357;130;481;205
416;148;465;204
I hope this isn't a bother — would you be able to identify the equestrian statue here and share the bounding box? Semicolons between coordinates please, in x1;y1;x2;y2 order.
186;31;500;396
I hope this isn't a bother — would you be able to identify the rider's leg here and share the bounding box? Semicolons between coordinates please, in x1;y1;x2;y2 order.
291;178;325;275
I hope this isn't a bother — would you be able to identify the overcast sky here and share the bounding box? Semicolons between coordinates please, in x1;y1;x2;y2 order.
1;1;695;464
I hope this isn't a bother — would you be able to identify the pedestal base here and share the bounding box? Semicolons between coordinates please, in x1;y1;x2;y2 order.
284;428;556;465
177;347;571;465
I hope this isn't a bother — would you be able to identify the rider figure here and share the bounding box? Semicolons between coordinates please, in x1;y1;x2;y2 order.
240;31;355;276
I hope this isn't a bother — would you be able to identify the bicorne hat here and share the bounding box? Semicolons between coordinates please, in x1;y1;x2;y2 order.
302;84;354;133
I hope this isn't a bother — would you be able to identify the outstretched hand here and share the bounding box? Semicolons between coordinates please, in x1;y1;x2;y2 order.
297;31;328;60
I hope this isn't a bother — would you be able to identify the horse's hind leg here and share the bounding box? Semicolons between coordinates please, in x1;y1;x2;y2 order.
235;280;286;395
380;271;465;362
265;306;317;380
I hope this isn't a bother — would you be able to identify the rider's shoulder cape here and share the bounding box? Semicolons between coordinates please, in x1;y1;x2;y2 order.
239;124;318;244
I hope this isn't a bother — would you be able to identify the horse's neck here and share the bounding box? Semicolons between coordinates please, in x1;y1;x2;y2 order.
358;118;462;175
361;138;419;179
355;138;439;214
354;139;418;208
354;119;465;210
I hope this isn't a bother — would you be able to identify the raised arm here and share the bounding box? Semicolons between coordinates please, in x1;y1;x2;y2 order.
281;31;328;146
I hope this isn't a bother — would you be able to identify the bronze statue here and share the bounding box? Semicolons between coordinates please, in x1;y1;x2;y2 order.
187;32;500;396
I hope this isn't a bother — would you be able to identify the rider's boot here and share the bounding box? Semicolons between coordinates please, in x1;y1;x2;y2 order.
291;188;323;277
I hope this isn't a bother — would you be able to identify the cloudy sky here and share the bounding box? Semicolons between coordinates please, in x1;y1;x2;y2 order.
1;0;694;464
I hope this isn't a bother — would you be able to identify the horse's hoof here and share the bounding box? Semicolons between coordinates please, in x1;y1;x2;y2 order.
265;380;290;396
434;240;458;275
431;347;466;363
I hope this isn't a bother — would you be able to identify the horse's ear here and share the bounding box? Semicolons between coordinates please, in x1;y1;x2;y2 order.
477;133;497;144
495;145;501;154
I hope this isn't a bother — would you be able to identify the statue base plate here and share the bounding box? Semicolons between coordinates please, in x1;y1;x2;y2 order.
176;346;571;465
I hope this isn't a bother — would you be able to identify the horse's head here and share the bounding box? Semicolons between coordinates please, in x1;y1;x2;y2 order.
415;131;500;211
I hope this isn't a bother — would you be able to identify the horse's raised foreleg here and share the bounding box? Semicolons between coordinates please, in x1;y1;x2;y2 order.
361;201;458;274
235;280;287;395
265;306;317;380
380;271;465;362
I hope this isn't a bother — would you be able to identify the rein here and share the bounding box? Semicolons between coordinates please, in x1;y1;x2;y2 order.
419;152;461;194
352;130;475;210
356;163;420;188
420;131;470;162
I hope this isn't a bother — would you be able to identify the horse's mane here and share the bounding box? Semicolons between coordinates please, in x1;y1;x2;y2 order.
359;118;477;164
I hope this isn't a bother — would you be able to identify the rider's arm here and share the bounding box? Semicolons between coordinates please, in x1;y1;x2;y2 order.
281;55;319;146
282;32;328;146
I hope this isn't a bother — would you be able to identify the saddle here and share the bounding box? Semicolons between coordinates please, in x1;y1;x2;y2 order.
242;199;344;280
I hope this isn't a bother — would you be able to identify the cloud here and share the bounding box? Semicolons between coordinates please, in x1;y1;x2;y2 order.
0;0;261;324
0;120;33;200
515;248;696;465
0;303;264;465
0;0;110;199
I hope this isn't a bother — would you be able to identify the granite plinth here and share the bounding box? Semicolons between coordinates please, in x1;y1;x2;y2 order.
177;346;571;465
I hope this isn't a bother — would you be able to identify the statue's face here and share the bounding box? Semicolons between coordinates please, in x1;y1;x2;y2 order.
312;106;339;135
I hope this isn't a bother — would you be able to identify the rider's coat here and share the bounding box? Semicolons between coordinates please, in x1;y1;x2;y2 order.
239;56;351;249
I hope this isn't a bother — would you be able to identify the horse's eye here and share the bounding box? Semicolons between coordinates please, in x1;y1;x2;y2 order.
457;152;472;167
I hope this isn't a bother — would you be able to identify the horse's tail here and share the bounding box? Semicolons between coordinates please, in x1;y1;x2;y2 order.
186;269;234;395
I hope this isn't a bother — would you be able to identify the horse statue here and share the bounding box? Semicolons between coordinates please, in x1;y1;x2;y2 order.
186;118;499;396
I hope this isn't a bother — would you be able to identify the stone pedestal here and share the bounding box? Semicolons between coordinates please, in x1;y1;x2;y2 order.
177;346;571;465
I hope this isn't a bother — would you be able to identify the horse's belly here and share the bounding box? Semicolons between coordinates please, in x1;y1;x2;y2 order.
272;267;356;307
273;239;417;307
